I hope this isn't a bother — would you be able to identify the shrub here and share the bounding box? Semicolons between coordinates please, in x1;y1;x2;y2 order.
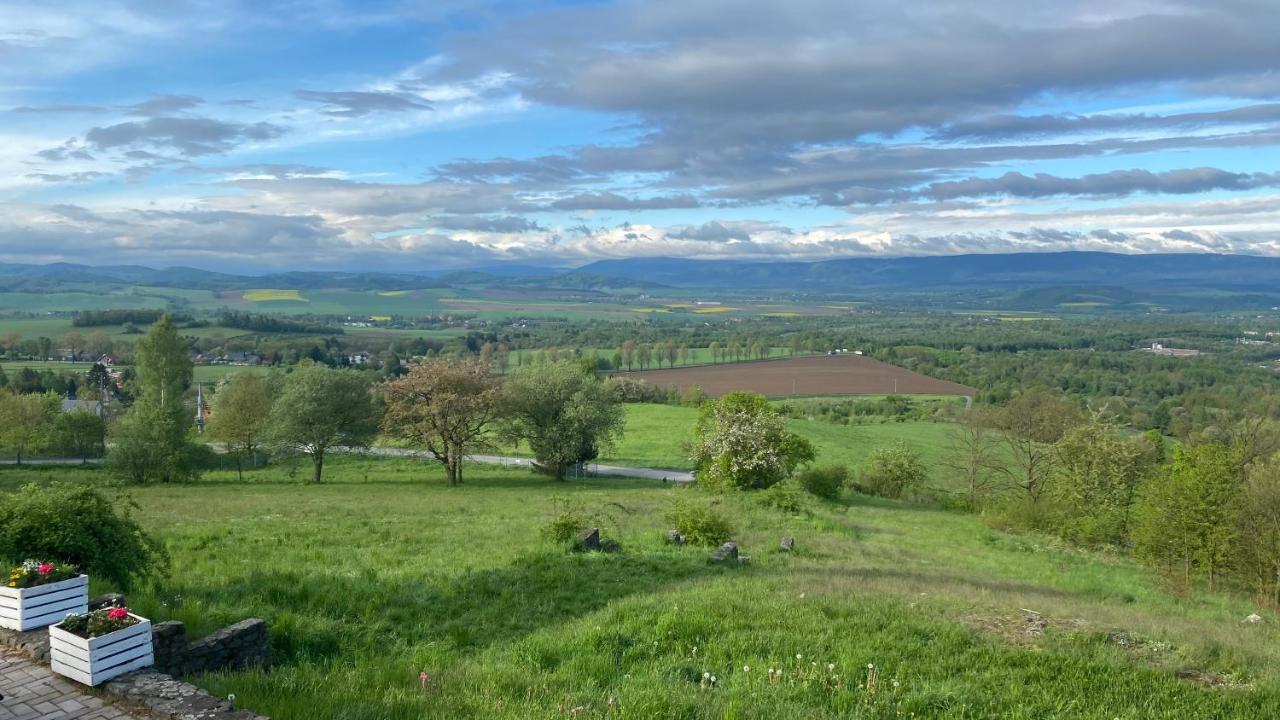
798;464;849;500
679;385;709;407
541;497;592;545
603;376;667;404
693;392;815;491
857;442;927;499
0;483;167;589
665;498;735;546
757;481;809;514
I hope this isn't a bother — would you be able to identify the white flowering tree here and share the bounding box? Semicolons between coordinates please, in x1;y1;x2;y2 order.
693;391;815;490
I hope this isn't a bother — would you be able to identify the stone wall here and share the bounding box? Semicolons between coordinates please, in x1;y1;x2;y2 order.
0;612;272;720
154;619;271;677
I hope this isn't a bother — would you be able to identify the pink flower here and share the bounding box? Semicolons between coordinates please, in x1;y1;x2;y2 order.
37;563;54;575
107;607;129;621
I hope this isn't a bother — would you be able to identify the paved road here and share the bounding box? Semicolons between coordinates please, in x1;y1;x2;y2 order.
0;649;145;720
0;457;102;466
0;448;696;483
353;447;695;483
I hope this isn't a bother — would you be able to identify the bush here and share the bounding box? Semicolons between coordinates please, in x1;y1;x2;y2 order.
0;483;167;589
541;497;592;545
603;376;667;404
798;464;849;500
665;498;735;546
757;481;809;514
857;443;927;499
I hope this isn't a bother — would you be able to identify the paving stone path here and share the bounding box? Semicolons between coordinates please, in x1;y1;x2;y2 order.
0;648;147;720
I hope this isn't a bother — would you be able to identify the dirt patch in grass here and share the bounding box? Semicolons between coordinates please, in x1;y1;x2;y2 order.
611;355;975;398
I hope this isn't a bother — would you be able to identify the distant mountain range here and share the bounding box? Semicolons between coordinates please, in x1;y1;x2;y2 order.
4;252;1280;296
571;252;1280;292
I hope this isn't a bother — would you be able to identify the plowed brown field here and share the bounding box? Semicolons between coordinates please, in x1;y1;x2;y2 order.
612;355;974;398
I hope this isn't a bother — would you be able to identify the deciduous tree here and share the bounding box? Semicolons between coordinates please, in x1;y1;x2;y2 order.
0;391;59;464
941;408;1001;508
993;390;1081;501
266;363;380;484
207;372;275;480
500;361;625;480
692;391;814;491
381;358;501;485
107;316;202;483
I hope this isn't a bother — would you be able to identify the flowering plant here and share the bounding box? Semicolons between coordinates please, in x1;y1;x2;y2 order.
6;559;79;589
59;605;139;639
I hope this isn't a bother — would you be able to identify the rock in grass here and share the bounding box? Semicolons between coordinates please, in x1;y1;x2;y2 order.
665;529;686;545
780;536;795;551
710;542;739;563
577;527;602;551
89;593;127;611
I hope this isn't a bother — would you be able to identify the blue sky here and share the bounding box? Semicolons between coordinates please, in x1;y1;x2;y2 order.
3;0;1280;271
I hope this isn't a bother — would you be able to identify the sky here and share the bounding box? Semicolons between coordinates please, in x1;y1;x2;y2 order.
3;0;1280;272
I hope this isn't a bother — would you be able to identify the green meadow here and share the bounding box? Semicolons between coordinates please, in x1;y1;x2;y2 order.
1;458;1276;719
581;404;957;480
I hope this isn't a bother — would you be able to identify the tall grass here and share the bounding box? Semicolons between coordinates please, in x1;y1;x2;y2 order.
3;457;1275;717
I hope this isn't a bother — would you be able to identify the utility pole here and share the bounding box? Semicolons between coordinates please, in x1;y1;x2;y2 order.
194;383;206;434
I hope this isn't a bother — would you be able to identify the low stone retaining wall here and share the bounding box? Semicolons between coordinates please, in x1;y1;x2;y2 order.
0;611;271;720
153;619;271;677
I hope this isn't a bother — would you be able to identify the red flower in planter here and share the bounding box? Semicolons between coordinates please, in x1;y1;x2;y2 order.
107;606;129;621
37;563;54;575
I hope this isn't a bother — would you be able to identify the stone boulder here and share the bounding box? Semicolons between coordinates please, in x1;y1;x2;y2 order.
577;527;602;551
710;542;739;563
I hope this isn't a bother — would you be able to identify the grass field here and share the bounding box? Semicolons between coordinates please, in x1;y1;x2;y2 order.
0;360;273;384
594;404;958;479
1;458;1276;719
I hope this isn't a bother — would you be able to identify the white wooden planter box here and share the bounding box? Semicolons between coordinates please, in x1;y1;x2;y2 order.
0;574;88;631
49;614;153;686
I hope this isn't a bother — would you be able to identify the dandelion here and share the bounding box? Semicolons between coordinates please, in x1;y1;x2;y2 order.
743;665;750;672
796;653;803;660
828;663;836;671
703;672;711;679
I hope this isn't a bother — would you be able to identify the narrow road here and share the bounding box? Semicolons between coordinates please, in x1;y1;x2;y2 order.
0;449;696;483
352;447;695;483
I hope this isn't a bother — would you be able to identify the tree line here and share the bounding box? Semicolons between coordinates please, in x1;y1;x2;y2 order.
106;316;626;486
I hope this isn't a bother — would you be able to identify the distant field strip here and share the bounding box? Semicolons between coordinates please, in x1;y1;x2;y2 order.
243;289;306;302
611;355;975;397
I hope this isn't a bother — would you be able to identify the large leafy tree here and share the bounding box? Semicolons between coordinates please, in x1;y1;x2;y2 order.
50;409;107;462
500;361;625;480
993;390;1082;501
1236;457;1280;604
108;316;202;483
941;408;1001;508
207;371;276;480
693;391;814;491
0;390;59;464
1134;442;1244;590
381;358;501;485
1049;412;1154;547
266;363;380;484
